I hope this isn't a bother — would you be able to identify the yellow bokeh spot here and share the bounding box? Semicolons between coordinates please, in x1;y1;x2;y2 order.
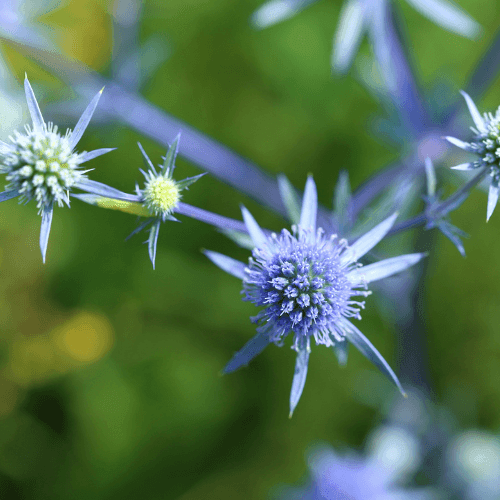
55;312;114;363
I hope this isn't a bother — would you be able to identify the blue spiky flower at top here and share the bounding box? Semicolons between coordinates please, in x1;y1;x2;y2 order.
446;91;500;221
205;176;426;416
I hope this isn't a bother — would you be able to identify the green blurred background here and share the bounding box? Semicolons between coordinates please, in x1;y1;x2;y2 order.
1;0;499;498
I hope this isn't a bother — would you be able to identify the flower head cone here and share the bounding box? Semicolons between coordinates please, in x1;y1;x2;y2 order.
446;91;500;221
132;136;205;268
0;76;117;262
205;176;426;416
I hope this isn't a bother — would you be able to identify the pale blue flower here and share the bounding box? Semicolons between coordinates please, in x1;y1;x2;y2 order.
446;92;500;221
205;176;426;415
446;430;500;500
0;77;128;263
279;439;432;500
251;0;481;73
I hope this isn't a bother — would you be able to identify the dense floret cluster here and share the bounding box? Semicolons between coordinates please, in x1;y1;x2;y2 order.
244;227;368;350
0;123;85;211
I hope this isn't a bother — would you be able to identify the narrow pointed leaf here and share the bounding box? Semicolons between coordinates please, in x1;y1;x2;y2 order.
445;136;471;150
69;88;104;150
487;179;499;221
332;340;349;366
220;229;255;250
241;206;268;248
459;90;487;133
277;174;301;225
251;0;318;29
78;148;116;163
0;190;19;202
332;0;366;73
40;205;53;264
405;0;481;39
24;77;44;133
222;332;270;374
424;158;436;197
334;170;352;230
162;133;180;175
126;218;155;240
340;318;405;395
342;213;398;265
148;220;161;269
437;221;467;257
203;250;246;280
299;175;317;234
348;253;426;284
75;179;141;202
137;142;156;174
175;173;206;191
450;163;475;170
439;191;470;218
289;346;310;417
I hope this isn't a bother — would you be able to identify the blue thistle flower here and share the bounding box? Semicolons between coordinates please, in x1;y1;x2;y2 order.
446;91;500;221
0;76;123;262
205;176;426;416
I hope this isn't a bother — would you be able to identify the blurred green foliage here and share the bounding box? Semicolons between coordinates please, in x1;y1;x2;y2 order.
0;0;499;498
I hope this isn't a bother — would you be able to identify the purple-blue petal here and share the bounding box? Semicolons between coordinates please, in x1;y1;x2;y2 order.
40;204;53;264
289;344;310;417
222;332;270;374
148;220;161;269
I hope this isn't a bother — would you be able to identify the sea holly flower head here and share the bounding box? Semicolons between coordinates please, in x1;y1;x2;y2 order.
74;134;205;269
205;176;426;416
134;137;186;221
446;91;500;221
2;121;85;211
0;76;116;262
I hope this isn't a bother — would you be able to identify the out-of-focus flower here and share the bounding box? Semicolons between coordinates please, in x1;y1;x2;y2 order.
0;77;132;262
446;92;500;221
205;176;426;415
251;0;481;73
446;430;500;500
279;430;431;500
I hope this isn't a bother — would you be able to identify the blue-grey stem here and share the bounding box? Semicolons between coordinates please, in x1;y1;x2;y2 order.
387;167;488;237
464;28;500;100
370;0;430;136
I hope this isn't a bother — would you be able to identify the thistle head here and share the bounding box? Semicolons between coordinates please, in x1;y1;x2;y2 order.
141;171;181;217
1;123;85;210
243;225;368;351
136;136;205;222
